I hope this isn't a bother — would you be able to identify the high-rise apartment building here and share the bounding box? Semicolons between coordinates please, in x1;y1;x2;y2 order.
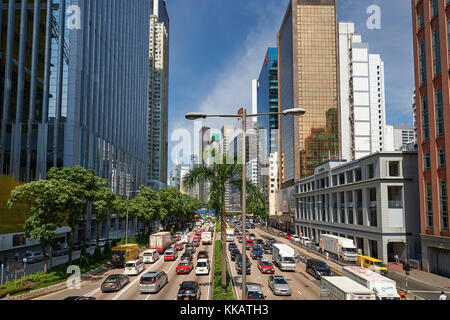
257;48;279;155
411;0;450;277
148;0;170;184
278;0;339;192
339;22;387;161
0;0;151;251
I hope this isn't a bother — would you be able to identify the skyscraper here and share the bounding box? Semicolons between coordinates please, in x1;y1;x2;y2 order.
148;0;170;185
278;0;339;190
338;22;387;161
411;0;450;277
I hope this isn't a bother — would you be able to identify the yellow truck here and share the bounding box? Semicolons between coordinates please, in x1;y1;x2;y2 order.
111;244;139;267
357;255;388;276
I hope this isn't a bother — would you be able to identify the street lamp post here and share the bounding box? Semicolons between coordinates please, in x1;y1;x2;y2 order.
186;107;305;300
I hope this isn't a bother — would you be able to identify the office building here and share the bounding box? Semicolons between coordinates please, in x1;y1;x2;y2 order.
257;48;279;155
278;0;339;190
0;0;151;252
411;0;450;276
268;152;280;216
148;0;170;185
294;152;421;263
338;22;387;160
385;124;416;151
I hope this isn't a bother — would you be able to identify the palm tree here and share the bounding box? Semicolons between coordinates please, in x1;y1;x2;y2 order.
183;156;264;293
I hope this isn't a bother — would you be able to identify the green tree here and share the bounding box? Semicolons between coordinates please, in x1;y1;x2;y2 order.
182;156;262;293
92;186;118;246
127;186;161;233
46;166;108;265
7;180;81;273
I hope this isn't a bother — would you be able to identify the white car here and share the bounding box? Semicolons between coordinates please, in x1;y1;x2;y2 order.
291;235;301;242
124;259;145;275
195;259;210;275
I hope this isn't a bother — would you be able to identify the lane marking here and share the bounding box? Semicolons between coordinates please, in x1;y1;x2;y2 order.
85;287;101;297
297;290;303;296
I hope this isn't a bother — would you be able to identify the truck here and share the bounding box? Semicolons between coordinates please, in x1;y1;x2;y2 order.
320;234;358;262
201;231;212;245
342;266;400;300
226;228;234;242
111;244;139;267
320;276;376;300
149;232;172;253
272;243;296;271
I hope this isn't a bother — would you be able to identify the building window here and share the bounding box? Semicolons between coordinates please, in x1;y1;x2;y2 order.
388;186;403;209
424;153;431;170
440;181;449;230
367;164;374;179
388;161;400;177
432;29;441;76
418;11;424;29
419;39;427;83
438;149;446;168
426;183;434;228
422;96;429;141
448;18;450;63
435;88;444;136
431;0;439;18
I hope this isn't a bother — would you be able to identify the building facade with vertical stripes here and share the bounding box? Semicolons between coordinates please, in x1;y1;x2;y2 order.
411;0;450;277
0;0;150;251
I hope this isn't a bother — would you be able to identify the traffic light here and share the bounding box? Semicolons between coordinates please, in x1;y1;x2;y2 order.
403;261;411;273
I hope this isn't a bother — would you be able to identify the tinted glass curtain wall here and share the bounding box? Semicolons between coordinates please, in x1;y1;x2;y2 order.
0;0;150;197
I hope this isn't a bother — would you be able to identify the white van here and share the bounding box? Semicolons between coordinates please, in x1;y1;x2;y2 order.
142;249;159;264
124;259;145;275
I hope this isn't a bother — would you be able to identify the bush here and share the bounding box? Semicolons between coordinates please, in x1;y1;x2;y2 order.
212;240;235;300
93;246;102;259
103;241;111;257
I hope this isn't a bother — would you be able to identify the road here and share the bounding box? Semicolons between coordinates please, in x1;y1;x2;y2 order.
36;230;215;300
225;226;320;300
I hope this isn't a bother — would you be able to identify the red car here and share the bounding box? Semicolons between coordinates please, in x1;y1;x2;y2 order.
193;236;201;242
174;243;184;251
193;240;200;247
195;232;201;237
176;260;193;274
284;234;292;240
245;240;255;250
164;249;178;261
257;259;275;274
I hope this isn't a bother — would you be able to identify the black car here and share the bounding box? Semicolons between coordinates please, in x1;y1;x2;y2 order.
230;248;241;261
235;254;251;275
262;244;272;254
64;296;96;300
228;243;237;252
306;259;331;280
101;274;130;292
177;281;201;300
181;252;193;262
256;239;265;246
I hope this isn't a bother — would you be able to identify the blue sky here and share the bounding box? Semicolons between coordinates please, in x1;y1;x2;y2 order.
165;0;415;167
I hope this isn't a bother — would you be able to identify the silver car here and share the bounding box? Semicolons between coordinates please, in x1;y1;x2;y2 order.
139;271;168;294
268;275;292;296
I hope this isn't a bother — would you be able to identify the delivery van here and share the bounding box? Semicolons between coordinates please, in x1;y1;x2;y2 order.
357;255;388;275
142;249;159;264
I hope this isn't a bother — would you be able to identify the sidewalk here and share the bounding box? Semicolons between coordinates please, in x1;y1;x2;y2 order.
387;262;450;292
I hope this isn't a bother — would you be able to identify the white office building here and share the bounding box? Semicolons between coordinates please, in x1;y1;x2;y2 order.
293;152;421;264
339;22;387;161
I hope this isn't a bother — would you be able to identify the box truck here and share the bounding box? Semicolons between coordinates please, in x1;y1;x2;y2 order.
320;276;376;300
342;266;400;300
320;234;358;262
272;243;296;271
149;232;172;253
226;228;234;242
201;231;212;245
111;244;139;267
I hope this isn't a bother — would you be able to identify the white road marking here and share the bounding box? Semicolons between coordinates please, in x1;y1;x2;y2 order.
85;287;101;297
297;290;303;296
145;294;151;300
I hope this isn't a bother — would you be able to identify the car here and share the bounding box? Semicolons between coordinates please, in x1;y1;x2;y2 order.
101;274;130;292
250;247;263;260
177;281;201;300
23;251;45;263
192;240;200;247
176;260;194;274
174;243;184;251
250;224;255;229
306;259;331;279
193;236;201;242
195;231;201;237
268;275;292;296
246;284;265;300
266;238;276;245
53;247;69;257
197;251;209;260
256;239;265;246
185;243;196;253
64;296;96;300
262;244;272;254
235;254;251;275
139;271;168;293
237;236;243;243
257;259;275;274
142;249;160;264
195;258;210;275
164;249;178;261
245;239;255;250
97;238;110;247
228;243;238;252
124;259;145;275
291;235;301;242
230;248;241;261
248;234;256;241
284;234;292;240
181;252;193;262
